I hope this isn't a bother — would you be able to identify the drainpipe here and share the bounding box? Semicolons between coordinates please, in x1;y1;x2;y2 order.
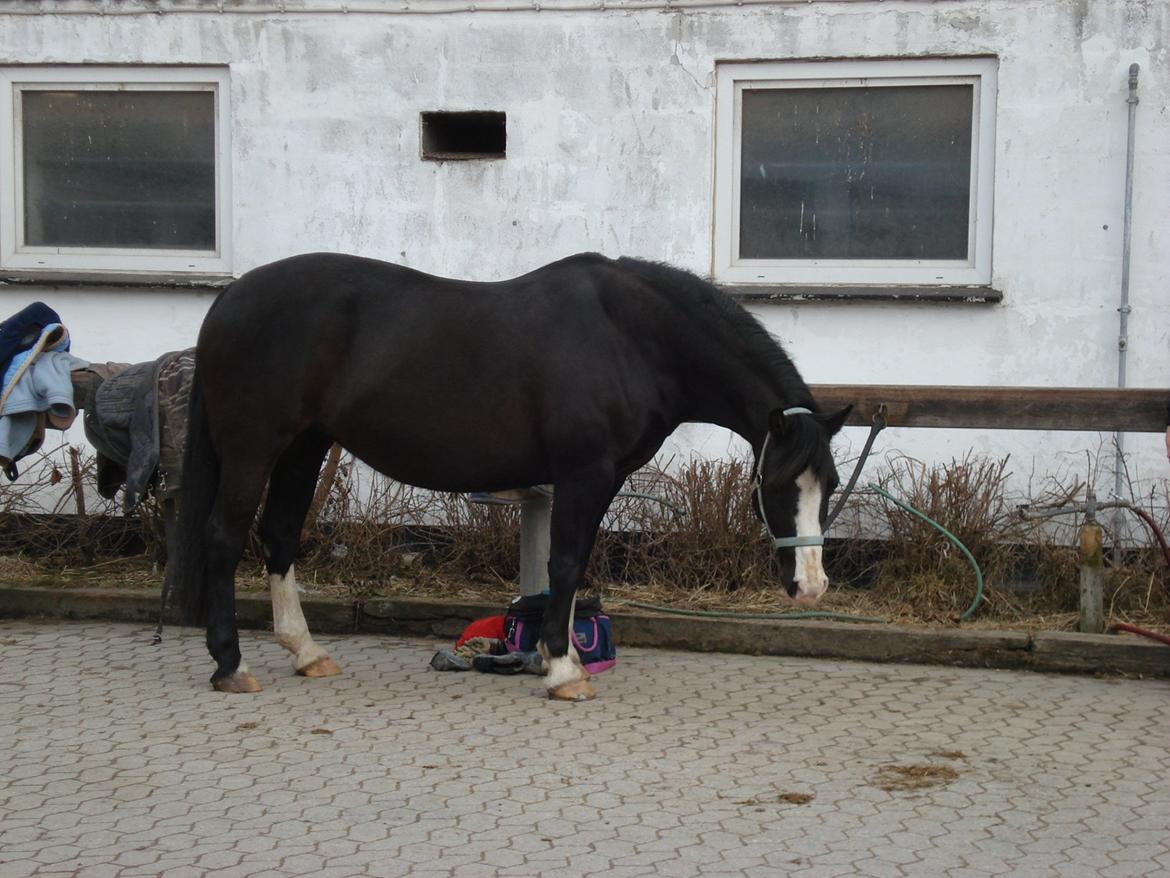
1112;63;1139;558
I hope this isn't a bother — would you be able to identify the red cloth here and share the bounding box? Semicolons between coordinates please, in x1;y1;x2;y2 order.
455;615;506;649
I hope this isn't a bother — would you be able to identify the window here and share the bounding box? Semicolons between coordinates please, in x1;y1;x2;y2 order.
713;58;997;287
0;67;231;275
420;111;507;161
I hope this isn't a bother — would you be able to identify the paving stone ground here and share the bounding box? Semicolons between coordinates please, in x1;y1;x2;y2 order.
1;620;1168;878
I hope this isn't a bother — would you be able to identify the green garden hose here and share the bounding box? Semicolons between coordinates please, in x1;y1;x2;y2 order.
621;601;884;623
617;483;985;624
867;483;985;622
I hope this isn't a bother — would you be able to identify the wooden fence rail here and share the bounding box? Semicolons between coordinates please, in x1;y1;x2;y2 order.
72;371;1169;434
810;385;1170;433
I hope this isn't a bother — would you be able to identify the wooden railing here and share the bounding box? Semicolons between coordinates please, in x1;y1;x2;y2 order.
811;385;1169;433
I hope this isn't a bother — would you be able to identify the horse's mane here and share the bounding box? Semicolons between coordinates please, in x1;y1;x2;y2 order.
614;256;814;409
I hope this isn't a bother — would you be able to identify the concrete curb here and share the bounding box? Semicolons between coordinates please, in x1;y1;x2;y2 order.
1;585;1167;678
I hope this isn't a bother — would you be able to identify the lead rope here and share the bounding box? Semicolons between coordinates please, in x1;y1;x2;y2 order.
824;405;887;531
152;570;171;645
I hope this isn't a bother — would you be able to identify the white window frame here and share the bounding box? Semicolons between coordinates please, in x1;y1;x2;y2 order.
0;66;232;276
713;57;997;287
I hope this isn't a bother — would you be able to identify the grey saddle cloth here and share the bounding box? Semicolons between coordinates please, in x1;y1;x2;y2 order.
82;348;195;512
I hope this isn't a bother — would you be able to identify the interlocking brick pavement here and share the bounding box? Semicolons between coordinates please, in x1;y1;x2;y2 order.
1;620;1168;877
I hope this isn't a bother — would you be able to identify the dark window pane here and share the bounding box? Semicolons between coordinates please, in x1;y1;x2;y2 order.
22;90;216;250
739;84;973;261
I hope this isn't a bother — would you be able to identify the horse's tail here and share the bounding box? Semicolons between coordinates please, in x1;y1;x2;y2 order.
173;365;218;626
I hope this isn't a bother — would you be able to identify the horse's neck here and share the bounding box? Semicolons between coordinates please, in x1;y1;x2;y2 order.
675;333;808;448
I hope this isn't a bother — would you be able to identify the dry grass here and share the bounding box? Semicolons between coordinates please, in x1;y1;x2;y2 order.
1;443;1168;635
870;764;960;793
730;791;815;806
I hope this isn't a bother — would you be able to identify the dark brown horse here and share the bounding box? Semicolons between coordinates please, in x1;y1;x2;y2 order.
175;252;849;700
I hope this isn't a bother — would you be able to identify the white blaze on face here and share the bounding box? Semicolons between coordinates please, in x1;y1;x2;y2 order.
793;468;829;602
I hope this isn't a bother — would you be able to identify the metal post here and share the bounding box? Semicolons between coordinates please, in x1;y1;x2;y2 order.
1112;62;1140;561
1078;519;1105;634
1077;489;1105;634
518;495;551;596
1020;488;1120;635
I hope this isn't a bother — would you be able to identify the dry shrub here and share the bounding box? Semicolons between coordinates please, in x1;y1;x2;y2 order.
1103;548;1170;625
291;452;529;597
296;455;448;593
0;443;126;565
837;453;1075;622
1108;481;1170;623
590;459;772;594
853;454;1030;619
426;493;521;584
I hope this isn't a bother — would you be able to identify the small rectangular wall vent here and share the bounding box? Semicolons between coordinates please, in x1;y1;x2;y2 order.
420;111;506;160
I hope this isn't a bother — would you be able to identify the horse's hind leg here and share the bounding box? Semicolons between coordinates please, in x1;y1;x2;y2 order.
205;460;273;693
259;431;341;678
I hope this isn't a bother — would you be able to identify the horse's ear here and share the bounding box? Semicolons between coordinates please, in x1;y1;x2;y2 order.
819;405;853;436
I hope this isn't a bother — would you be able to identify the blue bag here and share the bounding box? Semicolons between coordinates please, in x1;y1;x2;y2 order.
503;593;616;674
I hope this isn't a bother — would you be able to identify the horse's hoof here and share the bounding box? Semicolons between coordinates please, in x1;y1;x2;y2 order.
211;670;263;693
547;679;596;702
297;656;342;678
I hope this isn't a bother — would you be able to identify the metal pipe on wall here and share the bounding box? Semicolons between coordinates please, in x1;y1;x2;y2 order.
1112;63;1139;554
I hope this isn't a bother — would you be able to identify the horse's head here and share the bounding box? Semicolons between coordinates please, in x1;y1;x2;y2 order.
753;405;852;603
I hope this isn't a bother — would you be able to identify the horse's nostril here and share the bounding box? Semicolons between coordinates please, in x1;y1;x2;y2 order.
794;590;820;605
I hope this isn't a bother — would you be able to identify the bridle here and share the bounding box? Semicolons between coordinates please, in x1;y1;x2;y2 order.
752;407;824;550
753;404;887;551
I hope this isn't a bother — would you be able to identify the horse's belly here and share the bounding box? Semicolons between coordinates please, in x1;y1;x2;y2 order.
314;349;656;492
332;422;550;494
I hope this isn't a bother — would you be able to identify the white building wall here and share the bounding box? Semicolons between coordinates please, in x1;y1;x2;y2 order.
1;0;1167;503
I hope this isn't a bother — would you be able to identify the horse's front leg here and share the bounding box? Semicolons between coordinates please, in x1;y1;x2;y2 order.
539;465;617;702
259;432;342;678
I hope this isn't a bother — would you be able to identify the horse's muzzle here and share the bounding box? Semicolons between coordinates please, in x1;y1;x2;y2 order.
792;547;829;603
792;583;826;605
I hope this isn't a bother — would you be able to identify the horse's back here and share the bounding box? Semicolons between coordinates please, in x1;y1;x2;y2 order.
202;252;647;372
205;251;618;335
203;252;424;339
194;252;669;488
